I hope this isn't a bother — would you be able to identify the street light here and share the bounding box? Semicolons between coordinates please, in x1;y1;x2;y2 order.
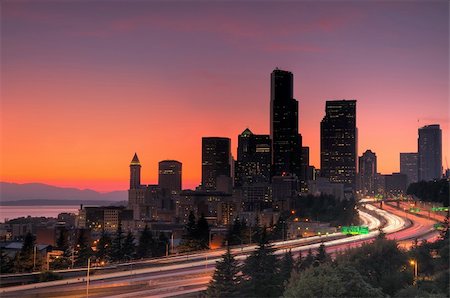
410;259;418;286
86;257;91;297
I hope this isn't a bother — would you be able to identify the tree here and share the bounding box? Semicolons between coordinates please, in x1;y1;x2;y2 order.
14;232;39;272
284;263;384;298
197;214;210;249
123;231;136;260
271;213;288;241
111;224;125;262
314;243;331;265
1;247;13;273
206;246;241;297
137;225;154;258
337;237;411;296
96;230;112;263
74;229;93;267
240;228;282;297
279;250;294;285
298;248;314;271
226;217;245;246
56;229;69;252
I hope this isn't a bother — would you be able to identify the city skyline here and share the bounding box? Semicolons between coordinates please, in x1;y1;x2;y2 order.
2;1;448;192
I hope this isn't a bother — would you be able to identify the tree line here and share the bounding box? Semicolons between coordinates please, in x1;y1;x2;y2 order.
207;219;450;297
407;179;449;206
0;224;170;273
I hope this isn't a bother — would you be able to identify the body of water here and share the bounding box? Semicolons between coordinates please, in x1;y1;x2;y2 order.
0;205;80;223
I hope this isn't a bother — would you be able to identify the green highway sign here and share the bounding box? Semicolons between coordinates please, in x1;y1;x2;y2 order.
433;223;445;230
431;207;449;212
341;226;369;235
409;207;421;213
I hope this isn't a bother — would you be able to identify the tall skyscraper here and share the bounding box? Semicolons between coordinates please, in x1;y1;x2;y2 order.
358;150;377;195
202;137;232;191
158;160;182;195
418;124;442;181
400;153;418;185
129;153;141;189
320;100;357;190
128;153;146;220
270;68;302;179
235;128;271;187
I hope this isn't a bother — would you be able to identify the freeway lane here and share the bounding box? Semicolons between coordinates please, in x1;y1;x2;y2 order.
0;207;397;297
9;201;443;298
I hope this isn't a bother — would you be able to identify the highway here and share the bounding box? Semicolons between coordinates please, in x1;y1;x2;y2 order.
1;201;443;298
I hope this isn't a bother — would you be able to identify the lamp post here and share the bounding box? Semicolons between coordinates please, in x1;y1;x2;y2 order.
86;257;91;298
33;245;37;271
410;259;418;286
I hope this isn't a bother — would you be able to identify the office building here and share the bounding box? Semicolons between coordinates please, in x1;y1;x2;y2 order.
418;124;442;181
270;68;302;179
359;150;377;196
159;160;182;195
235;128;271;187
320;100;357;190
400;153;418;185
202;137;232;191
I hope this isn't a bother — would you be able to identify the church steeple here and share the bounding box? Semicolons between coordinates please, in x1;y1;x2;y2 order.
130;153;141;189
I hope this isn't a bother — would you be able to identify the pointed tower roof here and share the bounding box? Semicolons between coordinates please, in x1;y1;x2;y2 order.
130;153;141;166
241;128;253;137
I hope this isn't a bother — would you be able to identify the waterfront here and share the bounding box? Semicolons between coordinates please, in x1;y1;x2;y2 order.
0;205;79;223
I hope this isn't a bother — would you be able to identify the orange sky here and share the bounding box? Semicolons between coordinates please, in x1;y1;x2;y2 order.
1;1;448;192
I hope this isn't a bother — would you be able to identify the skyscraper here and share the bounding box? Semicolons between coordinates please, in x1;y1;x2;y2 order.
400;153;418;185
202;137;232;191
128;153;145;220
358;150;377;195
158;160;182;195
235;128;271;187
129;153;141;189
320;100;357;190
270;68;302;179
418;124;442;181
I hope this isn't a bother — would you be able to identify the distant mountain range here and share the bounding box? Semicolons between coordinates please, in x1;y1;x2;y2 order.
0;182;127;205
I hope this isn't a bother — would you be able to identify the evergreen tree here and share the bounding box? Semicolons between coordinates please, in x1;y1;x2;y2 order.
56;229;69;251
111;224;125;262
74;229;93;267
197;214;210;249
186;211;197;237
284;263;384;298
206;246;241;297
241;228;282;297
137;225;154;258
1;247;13;273
123;231;136;260
279;250;294;285
14;232;38;272
96;230;112;263
301;248;315;270
315;243;331;265
52;229;72;270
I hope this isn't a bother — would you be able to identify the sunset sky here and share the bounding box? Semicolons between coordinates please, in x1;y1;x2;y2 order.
1;1;448;192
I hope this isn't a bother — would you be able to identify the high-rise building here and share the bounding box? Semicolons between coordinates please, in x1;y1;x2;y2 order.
158;160;182;195
130;153;141;189
270;68;302;179
320;100;357;190
400;153;418;185
418;124;442;181
235;128;271;187
202;137;232;191
358;150;377;196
